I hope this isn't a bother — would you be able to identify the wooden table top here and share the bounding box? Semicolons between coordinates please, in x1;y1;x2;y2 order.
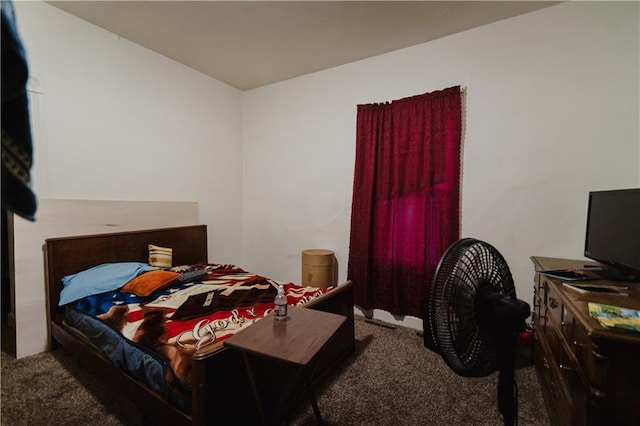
224;306;347;366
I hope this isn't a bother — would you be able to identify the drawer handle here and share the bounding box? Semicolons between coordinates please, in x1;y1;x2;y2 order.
549;297;558;309
559;363;572;371
590;387;605;400
573;340;584;354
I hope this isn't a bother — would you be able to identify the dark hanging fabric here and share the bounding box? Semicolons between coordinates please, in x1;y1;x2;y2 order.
2;0;36;221
348;86;462;318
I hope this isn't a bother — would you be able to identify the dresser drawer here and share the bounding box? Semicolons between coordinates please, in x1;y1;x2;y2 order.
559;304;576;358
573;323;606;388
534;278;548;330
545;280;562;325
534;339;571;425
544;284;574;347
543;316;563;372
533;280;543;325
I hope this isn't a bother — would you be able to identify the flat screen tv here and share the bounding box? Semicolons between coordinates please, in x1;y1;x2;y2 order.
584;188;640;282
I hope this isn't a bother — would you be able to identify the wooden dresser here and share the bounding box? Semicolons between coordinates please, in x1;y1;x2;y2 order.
531;257;640;426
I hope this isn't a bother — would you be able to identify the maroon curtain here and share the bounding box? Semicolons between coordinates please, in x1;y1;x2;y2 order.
347;86;462;318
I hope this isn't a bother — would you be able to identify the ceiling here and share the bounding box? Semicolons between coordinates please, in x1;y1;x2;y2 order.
47;1;559;91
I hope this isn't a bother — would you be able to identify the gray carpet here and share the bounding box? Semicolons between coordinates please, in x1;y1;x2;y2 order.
1;317;549;425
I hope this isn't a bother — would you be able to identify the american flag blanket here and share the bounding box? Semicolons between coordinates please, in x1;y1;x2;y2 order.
68;263;331;394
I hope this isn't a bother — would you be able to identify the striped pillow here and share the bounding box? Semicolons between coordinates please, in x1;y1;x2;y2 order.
148;244;172;268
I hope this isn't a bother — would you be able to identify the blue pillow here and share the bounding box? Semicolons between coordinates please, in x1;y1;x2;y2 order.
59;262;158;306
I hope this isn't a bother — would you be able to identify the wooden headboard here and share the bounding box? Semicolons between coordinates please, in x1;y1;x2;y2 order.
44;224;208;323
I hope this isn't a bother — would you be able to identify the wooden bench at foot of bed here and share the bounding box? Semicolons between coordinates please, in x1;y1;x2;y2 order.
44;225;355;425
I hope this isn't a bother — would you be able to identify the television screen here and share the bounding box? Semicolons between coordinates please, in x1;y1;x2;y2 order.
584;188;640;281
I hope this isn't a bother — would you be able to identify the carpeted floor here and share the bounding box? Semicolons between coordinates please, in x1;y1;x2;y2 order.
1;317;550;425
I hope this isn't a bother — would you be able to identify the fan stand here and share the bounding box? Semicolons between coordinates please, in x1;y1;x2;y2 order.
496;333;518;426
497;339;518;426
478;288;530;426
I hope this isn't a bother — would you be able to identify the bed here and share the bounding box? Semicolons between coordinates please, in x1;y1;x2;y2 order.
44;224;355;425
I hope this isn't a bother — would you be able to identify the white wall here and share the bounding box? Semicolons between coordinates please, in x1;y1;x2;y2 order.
242;2;640;328
14;1;245;264
12;199;199;358
12;2;639;338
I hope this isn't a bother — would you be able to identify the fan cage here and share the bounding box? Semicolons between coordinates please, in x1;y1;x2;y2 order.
428;238;516;377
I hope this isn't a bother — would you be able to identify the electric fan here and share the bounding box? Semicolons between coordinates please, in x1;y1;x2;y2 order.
422;238;530;426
